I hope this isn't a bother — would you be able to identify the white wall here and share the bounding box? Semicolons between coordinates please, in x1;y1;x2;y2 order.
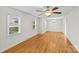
0;8;1;41
36;18;42;34
41;18;47;33
0;7;39;52
36;18;47;34
66;7;79;51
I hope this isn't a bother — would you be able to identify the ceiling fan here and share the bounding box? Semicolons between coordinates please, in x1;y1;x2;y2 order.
36;6;62;16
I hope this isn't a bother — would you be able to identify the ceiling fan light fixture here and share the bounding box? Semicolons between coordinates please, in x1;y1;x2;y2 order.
45;12;51;16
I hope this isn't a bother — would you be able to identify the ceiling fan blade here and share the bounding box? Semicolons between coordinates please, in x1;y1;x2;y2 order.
53;12;62;14
52;7;58;11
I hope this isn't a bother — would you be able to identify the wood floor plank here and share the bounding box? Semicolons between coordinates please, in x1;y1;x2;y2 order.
3;32;77;53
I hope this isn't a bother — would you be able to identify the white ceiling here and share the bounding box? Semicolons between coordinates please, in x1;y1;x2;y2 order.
11;6;76;17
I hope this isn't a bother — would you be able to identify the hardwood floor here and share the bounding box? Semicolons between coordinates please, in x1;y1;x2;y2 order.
3;32;77;53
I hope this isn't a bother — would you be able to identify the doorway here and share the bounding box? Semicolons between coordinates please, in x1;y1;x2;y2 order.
46;17;65;33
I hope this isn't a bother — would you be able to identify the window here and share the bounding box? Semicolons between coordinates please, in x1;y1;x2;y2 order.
8;15;21;35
